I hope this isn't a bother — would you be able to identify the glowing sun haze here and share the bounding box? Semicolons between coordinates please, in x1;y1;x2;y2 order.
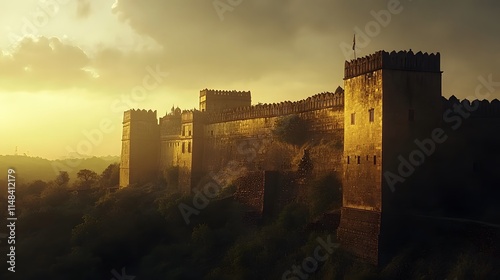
1;0;499;159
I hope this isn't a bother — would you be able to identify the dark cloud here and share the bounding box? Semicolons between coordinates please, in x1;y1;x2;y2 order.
0;36;166;93
0;37;92;91
110;0;500;100
2;1;499;101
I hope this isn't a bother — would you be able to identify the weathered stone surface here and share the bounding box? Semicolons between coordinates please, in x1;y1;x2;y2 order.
120;109;159;188
120;50;500;267
339;50;442;265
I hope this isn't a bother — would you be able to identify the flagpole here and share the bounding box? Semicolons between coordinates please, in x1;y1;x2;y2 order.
353;34;356;60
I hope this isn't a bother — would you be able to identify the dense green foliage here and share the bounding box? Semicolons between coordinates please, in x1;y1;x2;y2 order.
0;167;498;279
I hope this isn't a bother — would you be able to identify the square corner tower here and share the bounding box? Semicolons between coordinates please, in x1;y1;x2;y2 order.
199;89;251;112
338;50;442;265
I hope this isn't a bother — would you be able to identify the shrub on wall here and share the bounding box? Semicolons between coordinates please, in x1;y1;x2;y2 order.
272;114;310;146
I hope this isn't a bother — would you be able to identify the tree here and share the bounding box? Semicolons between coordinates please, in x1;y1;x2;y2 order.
55;171;70;187
307;173;342;216
298;149;313;178
75;169;98;189
272;114;310;146
99;163;119;188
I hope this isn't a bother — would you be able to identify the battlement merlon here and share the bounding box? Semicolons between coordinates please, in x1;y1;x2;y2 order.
344;50;441;79
200;89;252;98
206;89;345;123
123;109;158;124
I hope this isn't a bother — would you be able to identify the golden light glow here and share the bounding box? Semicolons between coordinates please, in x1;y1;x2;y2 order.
1;1;498;159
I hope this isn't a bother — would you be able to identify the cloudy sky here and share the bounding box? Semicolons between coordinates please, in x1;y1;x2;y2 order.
1;0;499;160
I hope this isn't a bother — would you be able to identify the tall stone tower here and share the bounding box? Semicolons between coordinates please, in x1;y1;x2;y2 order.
199;89;251;112
120;109;160;188
176;110;205;194
337;50;442;265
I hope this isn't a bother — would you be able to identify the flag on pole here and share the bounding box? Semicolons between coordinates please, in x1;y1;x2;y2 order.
352;34;356;50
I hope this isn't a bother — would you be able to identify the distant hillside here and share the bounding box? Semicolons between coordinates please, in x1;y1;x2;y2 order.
0;155;120;184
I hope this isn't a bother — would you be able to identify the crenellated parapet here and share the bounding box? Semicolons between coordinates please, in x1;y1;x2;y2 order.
442;96;500;118
207;89;344;123
344;50;441;79
200;88;251;98
123;109;158;123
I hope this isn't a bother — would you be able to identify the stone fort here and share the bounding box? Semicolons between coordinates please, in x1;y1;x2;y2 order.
119;50;500;265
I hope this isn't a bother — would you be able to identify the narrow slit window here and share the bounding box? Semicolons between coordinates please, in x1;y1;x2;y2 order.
374;155;377;165
357;156;360;164
351;113;356;125
369;108;374;122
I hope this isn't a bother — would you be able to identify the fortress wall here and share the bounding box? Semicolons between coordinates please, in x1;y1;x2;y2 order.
339;50;443;265
158;115;182;176
234;171;300;218
442;97;500;118
200;89;251;112
233;171;266;214
200;105;345;188
206;91;344;123
344;50;440;80
342;70;384;212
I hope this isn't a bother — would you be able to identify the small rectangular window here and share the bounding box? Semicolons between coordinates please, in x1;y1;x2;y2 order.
182;143;185;153
357;156;360;164
351;113;356;125
369;108;374;122
188;142;192;153
374;155;377;165
347;156;350;164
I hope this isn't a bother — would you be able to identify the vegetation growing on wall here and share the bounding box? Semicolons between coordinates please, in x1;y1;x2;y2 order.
272;114;310;146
